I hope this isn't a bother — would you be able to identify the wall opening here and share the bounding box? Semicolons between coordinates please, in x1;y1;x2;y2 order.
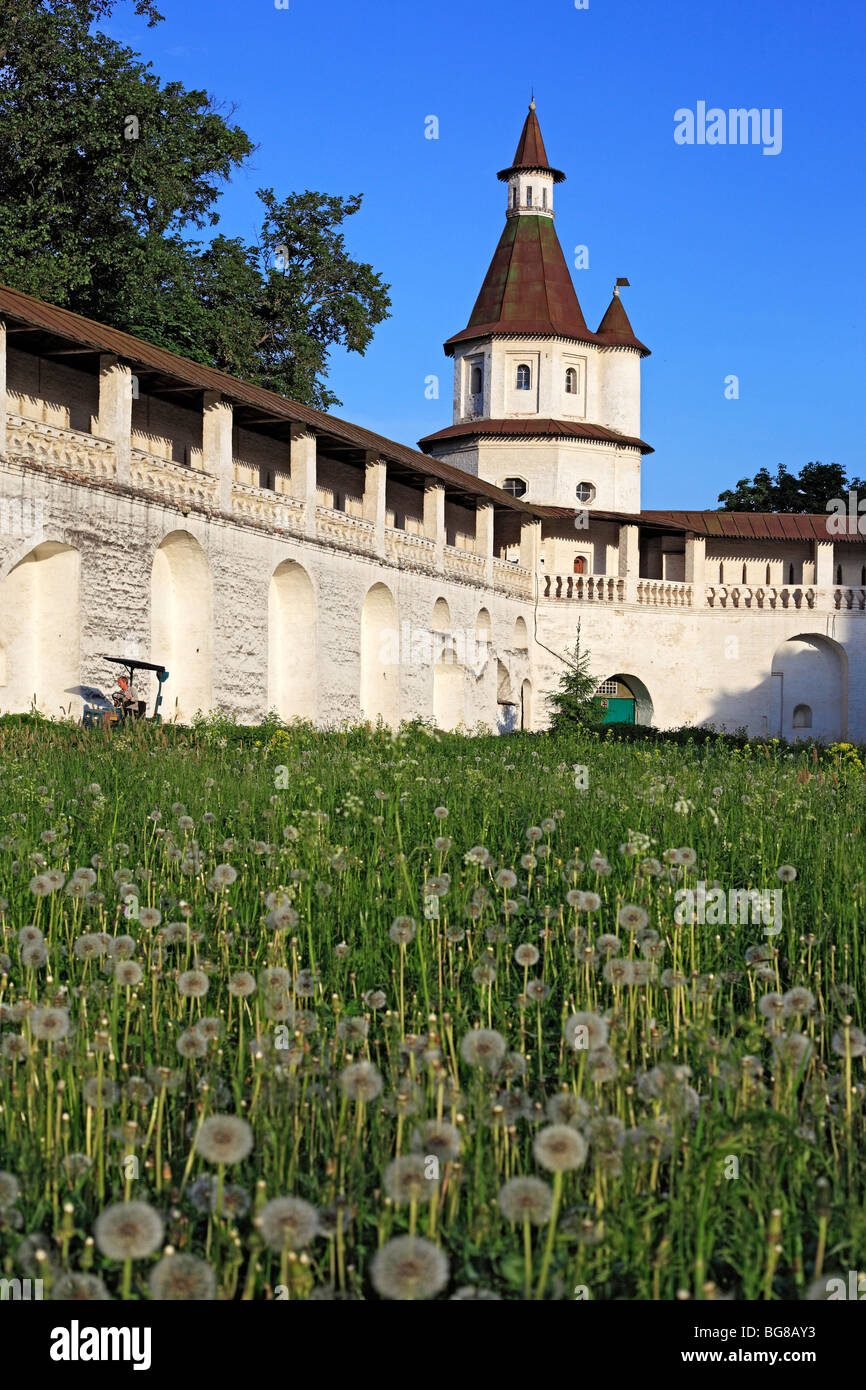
268;560;317;721
361;582;399;725
0;542;80;716
150;530;213;722
432;597;464;730
771;634;846;741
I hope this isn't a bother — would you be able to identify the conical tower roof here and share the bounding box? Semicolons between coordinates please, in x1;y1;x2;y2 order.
497;100;566;182
595;292;651;356
445;105;594;353
444;216;597;351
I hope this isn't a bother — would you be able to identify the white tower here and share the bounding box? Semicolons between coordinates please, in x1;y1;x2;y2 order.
418;102;652;515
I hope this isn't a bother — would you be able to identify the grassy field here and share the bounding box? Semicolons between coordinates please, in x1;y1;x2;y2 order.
0;715;864;1301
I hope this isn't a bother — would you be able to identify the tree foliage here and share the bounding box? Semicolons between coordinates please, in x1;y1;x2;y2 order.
0;0;391;409
545;623;604;734
717;462;865;514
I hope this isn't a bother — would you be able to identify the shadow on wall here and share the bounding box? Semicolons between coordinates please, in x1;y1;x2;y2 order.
593;632;849;742
692;631;849;742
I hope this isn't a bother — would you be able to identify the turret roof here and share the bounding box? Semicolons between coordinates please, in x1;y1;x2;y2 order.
596;292;651;357
497;101;566;183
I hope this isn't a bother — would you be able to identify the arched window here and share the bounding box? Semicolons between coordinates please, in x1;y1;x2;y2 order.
788;563;795;585
516;364;531;391
573;555;587;575
470;365;483;395
542;187;548;209
861;565;866;586
526;186;533;207
575;481;595;504
718;563;724;583
836;564;843;585
742;563;747;583
565;367;578;394
792;704;812;730
502;477;527;498
765;564;771;585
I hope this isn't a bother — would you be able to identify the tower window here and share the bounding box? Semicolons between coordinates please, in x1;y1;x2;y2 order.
792;704;812;730
565;367;578;394
470;365;483;395
766;564;771;584
542;187;548;209
742;563;747;583
788;563;795;585
573;555;587;575
526;186;533;207
836;564;843;584
502;477;527;498
515;363;531;390
575;481;595;504
511;185;517;208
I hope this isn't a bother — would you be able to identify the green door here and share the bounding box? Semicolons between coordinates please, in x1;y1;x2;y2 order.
593;696;635;725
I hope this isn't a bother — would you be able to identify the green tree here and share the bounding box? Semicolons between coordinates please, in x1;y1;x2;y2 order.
546;623;604;734
0;0;391;409
717;462;864;514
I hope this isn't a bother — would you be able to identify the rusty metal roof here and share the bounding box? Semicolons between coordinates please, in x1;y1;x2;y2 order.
639;510;848;540
444;215;597;352
595;293;651;357
535;505;856;542
497;103;566;183
0;281;540;515
419;417;653;454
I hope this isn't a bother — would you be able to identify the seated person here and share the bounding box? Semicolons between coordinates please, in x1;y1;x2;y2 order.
112;675;140;718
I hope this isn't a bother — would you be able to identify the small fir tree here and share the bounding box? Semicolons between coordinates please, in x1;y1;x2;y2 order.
546;622;604;733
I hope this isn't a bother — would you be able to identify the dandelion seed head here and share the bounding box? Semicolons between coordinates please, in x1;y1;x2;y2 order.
148;1253;216;1301
258;1196;319;1250
195;1115;254;1165
459;1028;506;1073
94;1201;164;1260
370;1235;449;1300
498;1176;552;1224
339;1060;384;1102
384;1155;434;1204
533;1124;588;1172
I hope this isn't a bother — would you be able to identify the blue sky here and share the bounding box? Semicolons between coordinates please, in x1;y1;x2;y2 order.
104;0;865;510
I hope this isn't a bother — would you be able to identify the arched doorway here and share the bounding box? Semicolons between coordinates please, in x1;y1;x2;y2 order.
151;531;213;722
497;659;518;733
770;634;846;741
0;542;80;715
268;561;317;721
520;679;532;730
593;673;653;726
361;582;399;725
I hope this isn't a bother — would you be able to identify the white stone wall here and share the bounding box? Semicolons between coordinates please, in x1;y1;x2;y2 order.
597;346;641;439
504;170;556;217
0;457;534;731
536;598;865;742
431;435;642;513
